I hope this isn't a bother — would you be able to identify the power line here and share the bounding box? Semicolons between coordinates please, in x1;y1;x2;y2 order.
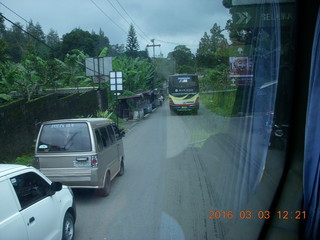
1;13;99;74
104;0;131;26
90;0;127;35
0;13;54;51
0;1;46;35
103;0;149;44
114;0;151;41
155;39;198;47
0;2;29;24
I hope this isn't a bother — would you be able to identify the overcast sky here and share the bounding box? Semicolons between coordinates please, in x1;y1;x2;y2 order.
1;0;231;57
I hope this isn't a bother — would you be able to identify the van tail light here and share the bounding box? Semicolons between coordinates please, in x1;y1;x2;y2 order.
195;97;200;104
91;155;98;167
169;97;174;105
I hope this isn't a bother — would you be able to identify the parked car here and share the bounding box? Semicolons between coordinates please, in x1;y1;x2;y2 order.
0;164;76;240
34;118;125;197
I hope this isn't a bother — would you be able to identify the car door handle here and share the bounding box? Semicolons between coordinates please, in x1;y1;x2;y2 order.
28;217;35;225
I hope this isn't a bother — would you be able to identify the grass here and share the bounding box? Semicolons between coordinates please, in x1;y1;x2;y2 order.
201;91;237;117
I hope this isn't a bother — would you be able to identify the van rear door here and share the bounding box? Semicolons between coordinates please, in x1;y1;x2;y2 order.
35;122;93;183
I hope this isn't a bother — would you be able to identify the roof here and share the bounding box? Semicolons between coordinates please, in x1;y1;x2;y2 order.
0;164;28;177
169;74;197;77
41;118;114;127
118;91;152;100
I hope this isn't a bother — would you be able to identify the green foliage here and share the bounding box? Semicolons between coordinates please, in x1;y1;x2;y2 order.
12;49;52;101
0;61;19;93
78;109;124;124
196;23;228;68
96;109;113;118
0;93;11;102
62;28;98;56
112;56;155;93
57;49;89;88
0;39;8;62
200;64;230;91
201;91;237;116
13;153;34;166
99;46;109;57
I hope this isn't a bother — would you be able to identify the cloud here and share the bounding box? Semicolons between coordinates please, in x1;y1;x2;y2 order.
1;0;231;56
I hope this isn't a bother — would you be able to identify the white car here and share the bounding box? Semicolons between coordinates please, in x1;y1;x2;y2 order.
0;164;76;240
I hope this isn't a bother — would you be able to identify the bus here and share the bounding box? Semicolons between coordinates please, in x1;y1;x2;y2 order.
168;74;200;114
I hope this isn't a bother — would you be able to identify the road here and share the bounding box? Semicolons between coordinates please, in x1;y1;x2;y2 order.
73;102;285;240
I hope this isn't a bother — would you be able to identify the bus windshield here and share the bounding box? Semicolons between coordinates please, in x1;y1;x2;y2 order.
168;74;199;94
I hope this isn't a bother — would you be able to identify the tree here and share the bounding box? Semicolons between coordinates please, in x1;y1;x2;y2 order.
167;45;195;73
3;22;26;62
25;21;50;59
196;23;228;68
61;28;98;56
13;50;50;101
125;24;139;58
0;14;6;38
0;61;19;97
96;29;110;52
108;44;125;57
0;39;8;62
46;29;62;59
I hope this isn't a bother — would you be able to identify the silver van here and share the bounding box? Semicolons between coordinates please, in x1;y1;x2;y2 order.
34;118;125;197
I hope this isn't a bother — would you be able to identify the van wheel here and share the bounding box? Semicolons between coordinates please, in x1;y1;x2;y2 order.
98;172;111;197
118;160;124;176
62;212;75;240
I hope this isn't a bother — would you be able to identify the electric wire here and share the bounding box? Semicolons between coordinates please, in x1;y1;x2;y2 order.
2;13;100;74
104;0;149;44
0;1;46;35
0;13;54;51
0;2;29;24
114;0;150;41
90;0;127;35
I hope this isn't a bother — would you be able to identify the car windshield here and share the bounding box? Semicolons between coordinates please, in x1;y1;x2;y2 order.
1;0;320;239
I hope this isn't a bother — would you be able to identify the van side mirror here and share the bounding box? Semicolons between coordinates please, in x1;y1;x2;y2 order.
48;182;62;196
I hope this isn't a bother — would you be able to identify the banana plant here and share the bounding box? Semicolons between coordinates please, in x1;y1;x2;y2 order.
112;56;155;93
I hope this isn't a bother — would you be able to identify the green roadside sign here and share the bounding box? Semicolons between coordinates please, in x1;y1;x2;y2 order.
232;3;295;28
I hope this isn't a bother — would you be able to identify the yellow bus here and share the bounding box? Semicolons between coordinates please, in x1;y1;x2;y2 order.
168;74;199;114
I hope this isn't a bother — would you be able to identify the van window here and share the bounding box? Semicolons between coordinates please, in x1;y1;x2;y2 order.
37;123;91;152
99;127;110;148
112;124;122;140
106;125;116;144
95;129;104;151
10;172;50;209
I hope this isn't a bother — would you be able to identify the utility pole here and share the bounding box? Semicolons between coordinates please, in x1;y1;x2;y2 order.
146;39;161;58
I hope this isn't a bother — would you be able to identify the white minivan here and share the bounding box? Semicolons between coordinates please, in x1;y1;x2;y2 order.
34;118;125;196
0;164;76;240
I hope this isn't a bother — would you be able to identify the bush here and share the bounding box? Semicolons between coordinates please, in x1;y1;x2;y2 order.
201;90;237;116
13;153;34;166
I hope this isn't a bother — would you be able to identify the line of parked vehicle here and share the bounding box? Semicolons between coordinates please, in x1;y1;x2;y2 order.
0;118;126;240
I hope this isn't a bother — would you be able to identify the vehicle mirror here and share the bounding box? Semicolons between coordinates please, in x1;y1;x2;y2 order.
50;182;62;192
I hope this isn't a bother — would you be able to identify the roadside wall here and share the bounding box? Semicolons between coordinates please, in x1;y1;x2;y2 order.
0;89;107;163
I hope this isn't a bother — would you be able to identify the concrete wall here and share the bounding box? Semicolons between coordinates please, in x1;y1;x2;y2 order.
0;89;107;163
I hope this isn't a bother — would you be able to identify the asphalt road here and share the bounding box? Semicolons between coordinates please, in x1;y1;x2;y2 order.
73;102;286;240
